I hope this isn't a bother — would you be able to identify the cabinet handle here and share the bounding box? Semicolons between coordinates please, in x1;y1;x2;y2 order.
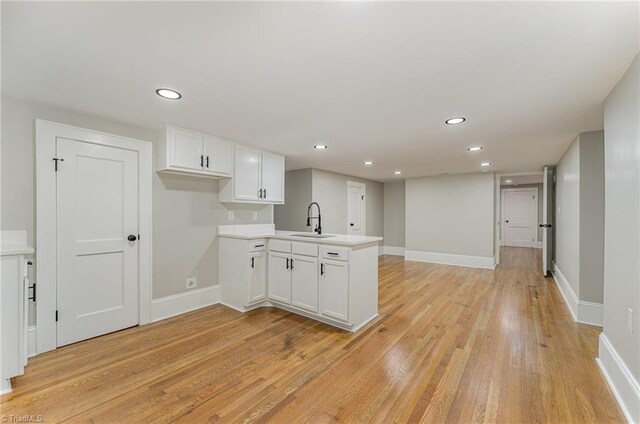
263;188;267;199
258;189;263;199
286;258;290;269
320;263;325;276
290;258;294;270
251;257;255;268
200;155;204;168
327;252;339;256
206;156;210;168
254;244;264;248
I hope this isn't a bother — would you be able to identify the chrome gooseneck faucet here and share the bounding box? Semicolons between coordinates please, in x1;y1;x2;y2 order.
306;202;322;234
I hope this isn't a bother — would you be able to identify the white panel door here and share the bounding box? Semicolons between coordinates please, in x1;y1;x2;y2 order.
542;167;555;275
267;252;291;304
203;136;233;176
347;181;365;235
248;252;267;304
291;255;319;313
170;127;204;171
504;189;537;248
261;151;285;203
56;138;139;347
234;146;262;201
319;259;349;322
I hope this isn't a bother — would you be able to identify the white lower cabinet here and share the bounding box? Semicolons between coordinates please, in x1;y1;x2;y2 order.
319;259;349;322
267;252;292;304
291;255;319;313
248;251;267;304
220;234;378;331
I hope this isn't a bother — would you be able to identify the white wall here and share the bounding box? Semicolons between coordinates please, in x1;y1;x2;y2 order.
310;169;384;237
555;136;581;298
0;96;273;320
405;173;494;259
383;181;405;248
601;54;640;384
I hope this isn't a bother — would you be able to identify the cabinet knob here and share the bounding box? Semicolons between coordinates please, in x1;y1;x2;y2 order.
127;234;137;242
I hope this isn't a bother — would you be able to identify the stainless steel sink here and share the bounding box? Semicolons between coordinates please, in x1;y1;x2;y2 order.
290;233;335;239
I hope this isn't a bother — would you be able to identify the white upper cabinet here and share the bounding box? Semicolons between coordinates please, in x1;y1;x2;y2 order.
233;146;262;201
261;151;285;203
158;126;232;178
219;145;285;204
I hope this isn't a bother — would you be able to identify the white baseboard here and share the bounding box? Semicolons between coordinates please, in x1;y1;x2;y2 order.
1;378;12;395
404;250;495;269
552;263;603;326
597;333;640;423
381;246;405;256
151;285;220;322
27;326;37;358
378;246;384;256
537;241;543;249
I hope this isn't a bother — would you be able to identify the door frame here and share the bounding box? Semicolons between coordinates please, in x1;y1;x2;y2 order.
500;187;538;247
346;181;366;236
494;171;543;266
36;120;153;354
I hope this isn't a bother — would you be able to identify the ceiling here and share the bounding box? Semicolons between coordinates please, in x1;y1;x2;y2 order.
2;2;638;182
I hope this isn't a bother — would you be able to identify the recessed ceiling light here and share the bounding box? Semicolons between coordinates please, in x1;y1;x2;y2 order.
156;88;182;100
468;146;482;151
480;162;492;167
394;171;402;175
314;144;328;150
445;117;466;125
363;161;374;165
505;179;513;183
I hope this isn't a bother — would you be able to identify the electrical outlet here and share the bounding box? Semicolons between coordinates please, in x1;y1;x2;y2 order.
253;211;258;221
228;211;234;221
185;277;197;290
628;308;635;334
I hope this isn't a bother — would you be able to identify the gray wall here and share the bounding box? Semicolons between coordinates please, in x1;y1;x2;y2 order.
579;131;605;304
555;136;581;297
310;169;384;237
602;54;640;380
1;96;273;321
274;169;312;232
383;181;405;248
405;173;494;258
554;131;605;304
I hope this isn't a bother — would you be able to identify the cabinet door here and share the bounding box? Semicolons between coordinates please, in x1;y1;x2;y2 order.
248;252;267;304
267;252;291;304
203;136;233;176
234;146;262;201
291;255;319;313
169;127;204;171
261;151;285;203
319;259;349;322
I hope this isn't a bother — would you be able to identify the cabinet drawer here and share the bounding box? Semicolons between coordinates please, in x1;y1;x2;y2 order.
320;246;349;261
248;239;266;252
269;239;291;253
292;242;318;257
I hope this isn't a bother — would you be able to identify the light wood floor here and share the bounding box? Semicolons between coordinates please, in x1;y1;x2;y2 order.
1;248;624;423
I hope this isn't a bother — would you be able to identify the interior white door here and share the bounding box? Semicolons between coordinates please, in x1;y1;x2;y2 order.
319;260;349;322
347;182;365;235
234;146;262;201
56;138;139;347
203;136;232;176
261;151;285;203
170;127;204;171
267;252;291;304
248;252;267;304
291;255;319;313
542;167;554;275
504;189;537;248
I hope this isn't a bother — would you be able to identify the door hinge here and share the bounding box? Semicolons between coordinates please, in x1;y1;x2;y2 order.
53;157;64;171
55;310;59;322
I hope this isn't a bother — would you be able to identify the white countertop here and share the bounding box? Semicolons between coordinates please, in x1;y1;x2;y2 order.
218;225;382;247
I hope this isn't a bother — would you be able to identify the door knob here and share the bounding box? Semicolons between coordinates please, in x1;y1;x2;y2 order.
350;223;355;226
127;234;137;242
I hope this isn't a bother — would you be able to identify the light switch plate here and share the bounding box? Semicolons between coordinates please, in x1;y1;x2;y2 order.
253;211;258;221
628;308;635;334
228;211;234;221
